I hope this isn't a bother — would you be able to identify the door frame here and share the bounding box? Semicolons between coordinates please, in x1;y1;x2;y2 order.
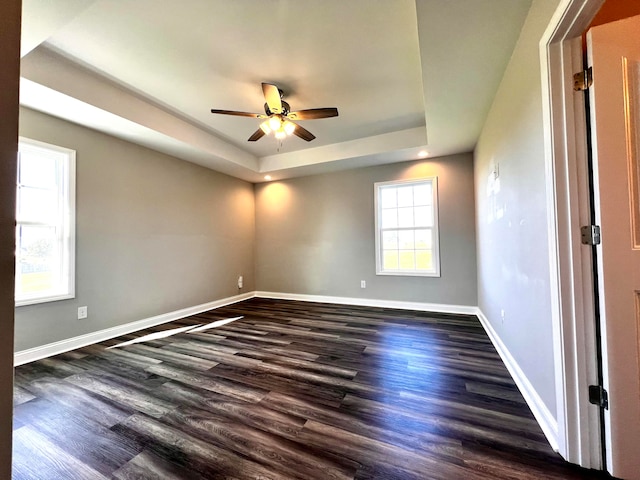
540;0;605;470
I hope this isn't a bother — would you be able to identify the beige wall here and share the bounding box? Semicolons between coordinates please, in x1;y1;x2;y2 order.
0;0;21;475
255;153;477;307
16;108;256;351
474;0;560;417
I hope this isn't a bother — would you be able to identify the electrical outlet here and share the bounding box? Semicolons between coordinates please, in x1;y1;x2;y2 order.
78;306;88;320
500;309;505;323
361;280;366;288
238;276;243;289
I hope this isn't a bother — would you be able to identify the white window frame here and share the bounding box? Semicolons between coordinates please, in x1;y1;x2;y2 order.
15;137;76;307
374;177;440;277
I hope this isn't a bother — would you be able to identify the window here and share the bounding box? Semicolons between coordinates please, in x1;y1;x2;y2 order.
375;177;440;277
15;138;75;306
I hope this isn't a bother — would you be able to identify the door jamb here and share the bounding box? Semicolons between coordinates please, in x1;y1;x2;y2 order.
540;0;605;470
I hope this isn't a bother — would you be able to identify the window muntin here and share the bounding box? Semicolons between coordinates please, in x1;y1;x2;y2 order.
16;138;75;306
375;177;440;277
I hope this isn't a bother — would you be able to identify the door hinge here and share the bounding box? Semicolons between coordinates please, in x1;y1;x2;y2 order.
589;385;609;409
581;225;601;245
573;67;593;91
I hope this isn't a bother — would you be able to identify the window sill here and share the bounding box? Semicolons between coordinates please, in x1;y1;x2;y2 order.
16;292;75;307
376;270;441;278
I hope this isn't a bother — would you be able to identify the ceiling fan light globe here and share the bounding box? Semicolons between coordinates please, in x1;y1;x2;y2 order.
268;116;282;131
283;121;296;136
259;121;272;134
275;130;287;140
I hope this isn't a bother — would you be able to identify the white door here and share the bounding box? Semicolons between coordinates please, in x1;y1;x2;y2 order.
588;15;640;480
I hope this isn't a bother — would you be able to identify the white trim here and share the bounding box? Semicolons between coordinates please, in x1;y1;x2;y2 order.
15;288;564;457
258;291;560;450
14;292;253;366
540;0;604;469
476;309;560;451
255;291;477;315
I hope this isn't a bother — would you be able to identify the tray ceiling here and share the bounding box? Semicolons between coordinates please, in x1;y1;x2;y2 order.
20;0;532;182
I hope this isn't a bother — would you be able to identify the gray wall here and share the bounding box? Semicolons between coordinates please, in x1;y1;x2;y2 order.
474;0;560;417
16;108;256;351
16;110;478;354
1;0;21;475
255;153;477;307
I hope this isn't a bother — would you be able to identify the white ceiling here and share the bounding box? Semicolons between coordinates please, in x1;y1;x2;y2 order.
19;0;531;183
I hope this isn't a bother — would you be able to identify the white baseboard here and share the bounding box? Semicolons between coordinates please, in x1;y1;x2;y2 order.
14;290;559;456
476;308;559;451
255;291;478;315
14;292;254;366
257;292;559;451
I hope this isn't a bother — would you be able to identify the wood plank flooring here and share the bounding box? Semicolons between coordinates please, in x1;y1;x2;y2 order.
13;298;609;479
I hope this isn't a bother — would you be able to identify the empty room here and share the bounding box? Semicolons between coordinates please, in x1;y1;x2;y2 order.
2;0;640;478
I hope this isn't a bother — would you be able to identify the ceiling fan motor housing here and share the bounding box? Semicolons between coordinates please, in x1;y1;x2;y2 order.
265;100;290;116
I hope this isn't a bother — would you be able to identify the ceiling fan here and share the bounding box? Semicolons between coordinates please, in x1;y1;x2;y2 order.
210;83;339;142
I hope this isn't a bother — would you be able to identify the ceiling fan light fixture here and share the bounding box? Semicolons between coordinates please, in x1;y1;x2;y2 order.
259;120;272;134
268;116;282;131
283;120;296;136
275;129;287;140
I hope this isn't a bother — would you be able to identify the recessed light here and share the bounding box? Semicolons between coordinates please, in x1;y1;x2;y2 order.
264;175;272;181
418;150;428;158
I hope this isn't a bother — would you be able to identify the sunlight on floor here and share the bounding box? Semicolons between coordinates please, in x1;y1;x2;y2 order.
107;316;243;349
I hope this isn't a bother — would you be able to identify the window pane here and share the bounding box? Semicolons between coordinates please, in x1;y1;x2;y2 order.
19;152;58;188
380;187;397;208
382;231;398;249
414;184;432;206
415;229;432;249
416;250;433;271
383;250;399;270
399;251;415;269
397;186;413;207
398;207;414;228
18;186;58;222
414;207;434;227
381;208;398;228
16;225;59;295
414;206;434;227
398;230;414;249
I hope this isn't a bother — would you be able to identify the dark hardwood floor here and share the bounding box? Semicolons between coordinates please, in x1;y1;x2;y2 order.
13;298;608;479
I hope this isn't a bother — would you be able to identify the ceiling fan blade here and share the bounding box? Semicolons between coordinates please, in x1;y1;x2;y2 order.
293;123;316;142
210;109;265;118
247;129;266;142
262;83;283;114
287;108;339;120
